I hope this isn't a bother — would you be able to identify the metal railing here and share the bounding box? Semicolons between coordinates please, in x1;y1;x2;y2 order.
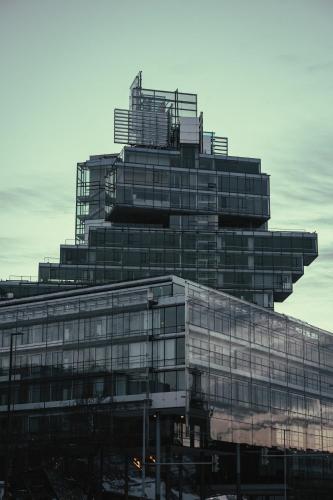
212;136;228;156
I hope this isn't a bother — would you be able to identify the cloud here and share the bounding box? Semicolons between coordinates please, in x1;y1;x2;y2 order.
307;216;333;226
0;236;19;250
0;184;73;214
275;54;333;77
0;237;40;262
268;134;333;230
318;253;333;262
307;61;333;73
275;54;303;65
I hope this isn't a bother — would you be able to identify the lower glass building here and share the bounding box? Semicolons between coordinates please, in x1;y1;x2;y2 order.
1;275;333;499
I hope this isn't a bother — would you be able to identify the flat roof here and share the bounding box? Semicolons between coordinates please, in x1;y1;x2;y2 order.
0;275;178;308
0;274;331;338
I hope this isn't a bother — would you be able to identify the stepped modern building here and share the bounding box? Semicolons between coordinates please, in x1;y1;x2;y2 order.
0;73;330;500
2;72;317;308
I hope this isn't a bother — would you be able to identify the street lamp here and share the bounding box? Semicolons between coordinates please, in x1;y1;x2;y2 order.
4;331;22;499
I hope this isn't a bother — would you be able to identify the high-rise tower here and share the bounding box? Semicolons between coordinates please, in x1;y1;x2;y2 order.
35;72;317;309
1;73;330;500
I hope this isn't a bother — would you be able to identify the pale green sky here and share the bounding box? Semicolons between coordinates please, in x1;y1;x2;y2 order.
0;0;332;330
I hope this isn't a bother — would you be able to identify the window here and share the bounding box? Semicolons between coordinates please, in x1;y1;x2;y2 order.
153;338;184;367
115;375;126;396
64;321;78;342
288;338;303;358
93;317;106;337
177;337;185;364
234;350;250;371
177;371;185;390
94;378;105;398
290;393;306;415
271;389;287;410
252;355;269;378
47;323;60;342
252;384;269;408
305;342;319;363
271;359;287;383
129;342;144;368
232;379;249;405
154;370;185;392
112;344;129;369
216;376;231;401
177;306;185;330
288;365;303;388
31;354;42;375
164;306;177;333
30;384;41;403
271;333;286;352
63;351;73;371
165;339;176;366
153;306;185;335
234;320;250;341
164;371;177;391
305;371;319;391
31;325;43;344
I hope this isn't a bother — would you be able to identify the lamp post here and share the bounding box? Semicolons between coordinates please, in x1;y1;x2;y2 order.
4;331;22;499
155;412;161;500
141;291;158;499
283;429;287;500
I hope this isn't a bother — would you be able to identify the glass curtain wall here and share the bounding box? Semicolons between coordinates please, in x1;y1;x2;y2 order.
185;281;333;453
0;279;186;439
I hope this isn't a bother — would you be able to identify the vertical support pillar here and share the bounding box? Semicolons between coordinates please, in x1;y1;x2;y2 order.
284;433;287;500
190;423;194;448
200;452;205;500
124;455;129;500
179;454;183;500
236;443;241;500
165;447;171;500
100;447;104;494
87;453;94;500
4;333;15;500
284;451;287;500
142;401;146;499
156;413;161;500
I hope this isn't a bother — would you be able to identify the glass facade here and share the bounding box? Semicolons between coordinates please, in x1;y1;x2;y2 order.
35;141;317;308
111;149;269;219
186;281;333;453
33;74;317;309
2;276;333;447
0;72;327;498
0;279;186;418
0;72;318;309
38;224;316;308
1;276;333;498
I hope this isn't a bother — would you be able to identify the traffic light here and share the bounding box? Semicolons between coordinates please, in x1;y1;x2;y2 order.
212;454;220;473
260;448;269;466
